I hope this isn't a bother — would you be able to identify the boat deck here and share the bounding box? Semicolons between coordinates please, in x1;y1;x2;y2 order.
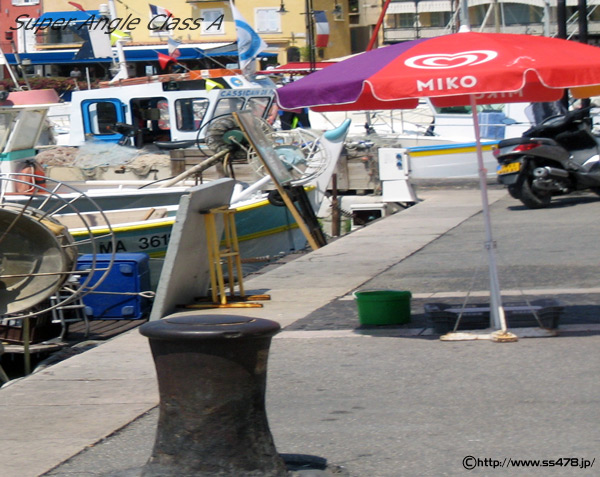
2;318;148;355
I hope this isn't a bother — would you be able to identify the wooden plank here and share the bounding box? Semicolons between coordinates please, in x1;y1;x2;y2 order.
3;342;63;355
335;155;350;190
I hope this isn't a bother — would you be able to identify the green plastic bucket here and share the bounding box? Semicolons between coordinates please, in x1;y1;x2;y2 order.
354;290;412;326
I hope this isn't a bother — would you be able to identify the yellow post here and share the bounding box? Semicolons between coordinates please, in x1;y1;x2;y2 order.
223;208;245;298
204;212;227;305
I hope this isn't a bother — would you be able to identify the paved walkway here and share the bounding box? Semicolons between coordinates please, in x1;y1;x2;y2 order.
1;186;599;477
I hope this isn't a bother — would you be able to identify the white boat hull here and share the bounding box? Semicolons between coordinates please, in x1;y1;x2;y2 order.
405;140;499;179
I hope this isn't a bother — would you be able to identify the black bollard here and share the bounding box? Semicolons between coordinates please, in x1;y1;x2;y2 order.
139;313;287;477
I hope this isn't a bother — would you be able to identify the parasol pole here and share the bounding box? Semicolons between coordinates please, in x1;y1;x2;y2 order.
468;94;511;336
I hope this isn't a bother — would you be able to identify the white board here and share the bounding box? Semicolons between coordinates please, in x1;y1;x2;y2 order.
149;178;236;321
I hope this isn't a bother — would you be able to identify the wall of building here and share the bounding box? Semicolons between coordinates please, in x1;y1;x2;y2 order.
0;0;41;55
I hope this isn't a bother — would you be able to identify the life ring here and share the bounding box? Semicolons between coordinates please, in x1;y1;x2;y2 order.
14;160;47;194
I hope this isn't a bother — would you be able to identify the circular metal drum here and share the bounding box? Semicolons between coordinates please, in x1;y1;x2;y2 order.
0;204;76;315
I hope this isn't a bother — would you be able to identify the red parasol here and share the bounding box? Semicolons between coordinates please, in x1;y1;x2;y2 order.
277;31;600;339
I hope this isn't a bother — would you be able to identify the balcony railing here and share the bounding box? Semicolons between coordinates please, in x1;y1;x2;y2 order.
383;21;600;42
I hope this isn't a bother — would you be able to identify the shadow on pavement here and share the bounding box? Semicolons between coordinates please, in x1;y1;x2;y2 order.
284;295;600;340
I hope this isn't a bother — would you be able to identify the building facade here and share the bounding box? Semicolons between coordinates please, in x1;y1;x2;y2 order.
0;0;42;56
1;0;354;81
381;0;600;44
2;0;599;83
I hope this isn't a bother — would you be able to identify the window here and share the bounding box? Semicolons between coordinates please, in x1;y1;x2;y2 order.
245;97;272;119
287;47;300;62
397;13;414;28
502;4;544;25
175;98;210;131
42;27;82;45
213;97;245;117
202;9;225;35
470;5;543;27
86;102;118;135
470;5;488;26
427;12;451;28
333;4;344;21
36;17;87;45
256;8;281;33
12;0;39;5
157;100;170;130
130;97;169;130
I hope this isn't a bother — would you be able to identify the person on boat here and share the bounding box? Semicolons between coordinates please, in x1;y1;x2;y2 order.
279;107;311;130
70;67;81;78
266;103;279;125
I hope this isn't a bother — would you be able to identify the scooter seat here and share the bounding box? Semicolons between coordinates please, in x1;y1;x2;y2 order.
555;129;597;150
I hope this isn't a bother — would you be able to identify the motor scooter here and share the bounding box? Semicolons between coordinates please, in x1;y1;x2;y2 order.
494;106;600;208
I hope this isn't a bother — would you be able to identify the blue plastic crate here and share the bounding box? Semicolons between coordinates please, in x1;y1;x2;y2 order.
76;253;151;320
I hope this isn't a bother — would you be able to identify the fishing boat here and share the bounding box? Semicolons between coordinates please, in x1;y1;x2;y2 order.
65;69;277;148
35;63;534;184
309;99;534;180
1;97;351;287
26;67;282;191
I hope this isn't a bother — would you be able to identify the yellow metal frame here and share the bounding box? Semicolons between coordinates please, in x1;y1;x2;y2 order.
204;206;245;305
196;206;270;309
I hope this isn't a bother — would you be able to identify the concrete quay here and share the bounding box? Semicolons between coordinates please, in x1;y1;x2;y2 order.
1;185;599;477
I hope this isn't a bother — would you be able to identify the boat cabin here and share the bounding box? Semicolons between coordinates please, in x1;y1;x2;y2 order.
67;71;277;147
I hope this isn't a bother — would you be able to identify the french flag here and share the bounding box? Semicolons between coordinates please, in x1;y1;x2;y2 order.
168;37;181;59
313;11;329;48
149;4;172;18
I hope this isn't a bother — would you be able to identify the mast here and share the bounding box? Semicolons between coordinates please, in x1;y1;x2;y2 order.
306;0;316;72
557;0;568;108
366;0;392;51
578;0;591;109
459;0;471;31
107;0;129;82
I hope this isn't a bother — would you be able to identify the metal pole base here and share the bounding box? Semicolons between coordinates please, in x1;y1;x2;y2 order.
441;327;557;341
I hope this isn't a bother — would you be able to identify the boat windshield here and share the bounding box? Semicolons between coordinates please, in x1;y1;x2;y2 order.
213;97;245;117
0;108;50;152
246;97;272;118
0;110;17;151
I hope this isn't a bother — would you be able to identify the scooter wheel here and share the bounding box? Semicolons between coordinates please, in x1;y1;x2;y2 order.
520;178;551;209
507;184;521;199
